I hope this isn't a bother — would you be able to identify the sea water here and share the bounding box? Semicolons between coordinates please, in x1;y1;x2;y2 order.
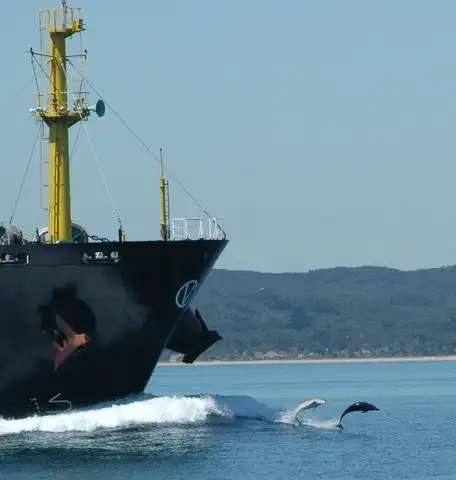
0;360;455;479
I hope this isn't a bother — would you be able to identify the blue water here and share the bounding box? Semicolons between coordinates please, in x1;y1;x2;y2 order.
1;360;455;479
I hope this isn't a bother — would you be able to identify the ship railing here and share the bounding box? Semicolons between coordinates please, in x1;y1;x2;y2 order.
39;7;83;33
170;218;225;241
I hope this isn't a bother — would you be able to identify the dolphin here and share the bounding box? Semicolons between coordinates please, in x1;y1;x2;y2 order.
292;398;327;425
335;401;379;430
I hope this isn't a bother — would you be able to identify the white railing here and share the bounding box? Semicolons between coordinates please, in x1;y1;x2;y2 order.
170;217;225;241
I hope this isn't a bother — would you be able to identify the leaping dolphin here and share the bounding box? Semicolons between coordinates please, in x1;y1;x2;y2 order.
292;398;327;425
335;401;379;430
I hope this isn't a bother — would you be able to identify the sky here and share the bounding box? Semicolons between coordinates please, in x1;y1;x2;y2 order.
1;0;456;273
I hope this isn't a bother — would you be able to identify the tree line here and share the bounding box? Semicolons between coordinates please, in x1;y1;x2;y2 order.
167;265;456;361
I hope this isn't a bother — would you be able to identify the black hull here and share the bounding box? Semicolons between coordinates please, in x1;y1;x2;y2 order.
0;239;227;419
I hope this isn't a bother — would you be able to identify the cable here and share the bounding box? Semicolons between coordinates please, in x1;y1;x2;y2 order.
29;49;82;160
70;122;82;158
31;56;41;105
30;44;225;239
9;124;41;224
60;60;124;233
67;59;226;238
26;32;122;240
29;48;99;229
79;119;124;231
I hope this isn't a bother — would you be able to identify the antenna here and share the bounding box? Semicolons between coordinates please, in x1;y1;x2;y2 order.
62;0;68;23
160;148;164;178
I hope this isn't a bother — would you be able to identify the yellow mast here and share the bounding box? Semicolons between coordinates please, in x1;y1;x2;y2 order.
159;148;170;241
31;1;103;244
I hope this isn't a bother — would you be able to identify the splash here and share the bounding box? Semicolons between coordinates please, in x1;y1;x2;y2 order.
278;398;328;425
292;417;340;430
0;396;222;435
0;394;330;436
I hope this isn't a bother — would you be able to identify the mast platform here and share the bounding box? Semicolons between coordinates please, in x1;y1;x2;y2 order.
39;5;84;35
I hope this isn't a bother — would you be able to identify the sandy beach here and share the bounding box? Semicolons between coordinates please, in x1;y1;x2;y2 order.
157;355;456;367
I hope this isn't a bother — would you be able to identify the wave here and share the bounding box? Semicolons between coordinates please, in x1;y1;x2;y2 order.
0;394;337;436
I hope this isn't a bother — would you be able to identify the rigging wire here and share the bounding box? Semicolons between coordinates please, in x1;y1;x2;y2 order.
31;56;41;105
67;58;226;237
70;123;82;158
29;46;119;232
32;53;79;104
30;53;62;100
33;119;83;227
78;118;124;232
77;31;86;97
70;33;87;161
9;124;41;224
60;59;124;233
29;49;73;222
28;44;225;239
29;48;83;161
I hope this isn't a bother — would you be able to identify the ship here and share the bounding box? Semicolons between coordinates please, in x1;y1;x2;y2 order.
0;1;228;420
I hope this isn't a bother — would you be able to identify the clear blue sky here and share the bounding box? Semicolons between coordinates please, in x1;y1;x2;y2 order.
1;0;456;273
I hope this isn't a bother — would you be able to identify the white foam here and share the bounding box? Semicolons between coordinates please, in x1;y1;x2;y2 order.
0;395;223;435
294;417;340;430
277;398;328;424
0;394;332;436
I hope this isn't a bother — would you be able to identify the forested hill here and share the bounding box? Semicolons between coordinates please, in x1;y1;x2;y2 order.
170;266;456;361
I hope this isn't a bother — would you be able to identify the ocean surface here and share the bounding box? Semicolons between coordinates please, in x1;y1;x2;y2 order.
0;360;455;479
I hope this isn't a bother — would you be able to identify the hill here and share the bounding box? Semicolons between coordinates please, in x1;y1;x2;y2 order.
167;266;456;361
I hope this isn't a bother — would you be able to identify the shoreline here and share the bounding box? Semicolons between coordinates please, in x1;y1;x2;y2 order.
157;355;456;367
